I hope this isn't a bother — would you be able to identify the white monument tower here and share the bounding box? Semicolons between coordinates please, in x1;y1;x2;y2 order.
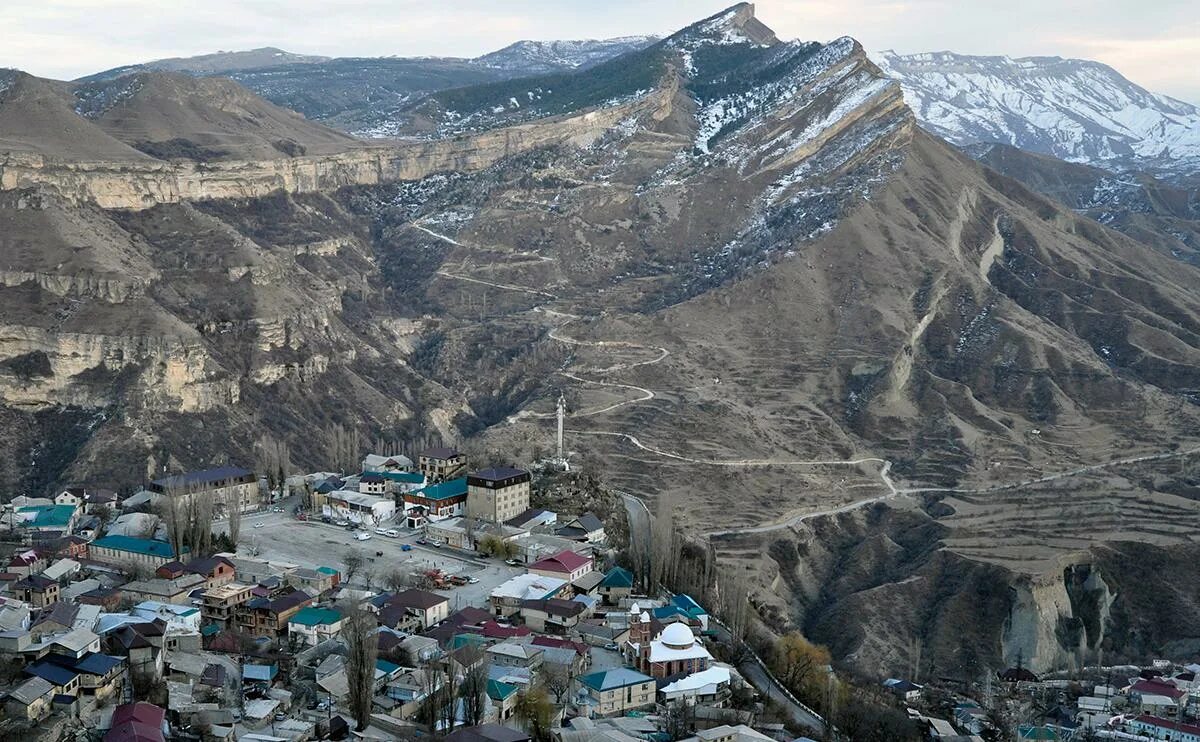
556;393;566;461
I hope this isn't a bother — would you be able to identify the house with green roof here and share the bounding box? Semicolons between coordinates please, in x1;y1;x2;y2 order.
487;678;519;721
91;536;186;568
598;566;635;604
401;477;469;527
579;668;656;717
287;607;344;646
15;504;80;533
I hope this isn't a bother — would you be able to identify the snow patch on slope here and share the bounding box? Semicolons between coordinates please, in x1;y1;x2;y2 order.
873;50;1200;176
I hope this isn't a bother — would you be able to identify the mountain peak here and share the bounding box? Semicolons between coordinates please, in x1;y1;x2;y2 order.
672;3;780;47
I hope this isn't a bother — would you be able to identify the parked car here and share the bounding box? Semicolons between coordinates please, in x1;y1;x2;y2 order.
355;532;372;541
384;529;400;538
374;527;389;536
505;559;521;566
603;642;619;651
429;539;444;548
467;576;480;584
400;544;413;552
415;537;427;545
253;523;265;529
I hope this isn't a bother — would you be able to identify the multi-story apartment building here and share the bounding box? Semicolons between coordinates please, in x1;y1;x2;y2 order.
466;468;531;524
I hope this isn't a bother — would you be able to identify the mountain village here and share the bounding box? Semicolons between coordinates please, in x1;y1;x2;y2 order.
1;439;1198;742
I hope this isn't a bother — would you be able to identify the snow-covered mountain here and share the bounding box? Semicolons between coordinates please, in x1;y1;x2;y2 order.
472;36;659;74
872;50;1200;178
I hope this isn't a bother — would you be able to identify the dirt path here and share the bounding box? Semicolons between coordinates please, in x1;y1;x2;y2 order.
416;218;1200;537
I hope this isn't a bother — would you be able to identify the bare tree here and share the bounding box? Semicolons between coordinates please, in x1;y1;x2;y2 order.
385;568;410;593
155;485;188;560
418;664;445;735
329;423;362;474
342;550;365;586
257;434;291;497
225;483;243;548
649;491;679;592
540;662;574;706
189;487;215;558
343;608;379;731
460;659;488;727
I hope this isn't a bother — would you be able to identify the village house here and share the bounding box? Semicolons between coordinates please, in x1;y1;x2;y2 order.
237;588;312;637
417;447;468;483
402;478;469;528
528;549;594;582
519;598;587;634
287;606;344;646
54;489;86;508
487;641;544;670
1127;715;1200;742
201;582;254;632
13;574;59;607
467;468;531;524
121;575;206;605
7;548;50;577
287;566;340;597
578;667;657;717
362;453;414;473
90;536;184;569
323;490;396;526
180;556;236;588
4;675;55;720
14;504;80;535
488;678;520;721
660;666;734;706
106;701;167;742
149;466;260;513
44;651;127;701
359;472;389;495
555;513;606;543
490;574;568;617
1129;678;1186;716
597;567;635;604
378;589;450;630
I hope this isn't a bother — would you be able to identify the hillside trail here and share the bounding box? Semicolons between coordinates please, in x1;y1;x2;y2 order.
410;220;1200;535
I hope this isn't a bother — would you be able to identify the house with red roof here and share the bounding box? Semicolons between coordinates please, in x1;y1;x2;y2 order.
105;702;166;742
1128;714;1200;742
528;550;593;582
1129;678;1186;716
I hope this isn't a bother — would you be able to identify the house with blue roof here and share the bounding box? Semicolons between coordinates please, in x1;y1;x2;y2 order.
287;606;344;646
487;678;519;721
91;536;187;569
598;567;635;604
24;661;81;697
402;477;469;527
243;663;277;685
15;504;80;533
578;668;656;717
652;594;709;630
45;652;126;701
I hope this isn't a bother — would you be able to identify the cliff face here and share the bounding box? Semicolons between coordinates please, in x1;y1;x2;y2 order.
0;94;665;209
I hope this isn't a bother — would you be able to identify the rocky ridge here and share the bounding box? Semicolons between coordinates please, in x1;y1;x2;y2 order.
872;50;1200;180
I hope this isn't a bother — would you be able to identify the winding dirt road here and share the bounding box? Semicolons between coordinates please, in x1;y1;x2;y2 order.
413;220;1200;537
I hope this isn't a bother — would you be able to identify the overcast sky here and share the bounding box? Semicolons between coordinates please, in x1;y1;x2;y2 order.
2;0;1197;102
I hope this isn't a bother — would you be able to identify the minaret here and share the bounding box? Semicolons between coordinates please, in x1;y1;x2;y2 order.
556;393;566;460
